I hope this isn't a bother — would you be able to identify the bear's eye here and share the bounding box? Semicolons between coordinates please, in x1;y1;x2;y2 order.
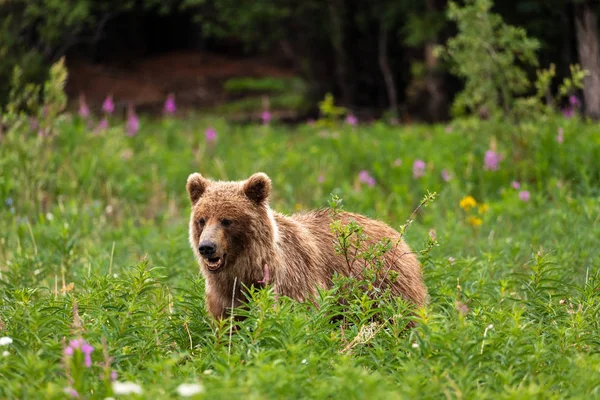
221;219;232;227
197;218;206;226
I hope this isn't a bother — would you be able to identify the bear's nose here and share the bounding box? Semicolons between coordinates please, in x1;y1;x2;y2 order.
199;241;217;257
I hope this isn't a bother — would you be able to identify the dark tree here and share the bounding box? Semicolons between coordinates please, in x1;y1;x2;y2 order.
573;0;600;119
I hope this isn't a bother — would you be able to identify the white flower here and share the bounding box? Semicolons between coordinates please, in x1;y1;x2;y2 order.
0;337;13;346
412;342;420;349
112;381;143;395
2;351;9;357
176;383;205;397
301;359;308;365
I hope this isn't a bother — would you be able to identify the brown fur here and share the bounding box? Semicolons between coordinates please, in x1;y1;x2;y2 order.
186;172;427;319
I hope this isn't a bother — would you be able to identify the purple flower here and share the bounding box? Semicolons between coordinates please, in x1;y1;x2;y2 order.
63;387;79;398
111;370;118;381
64;338;94;368
557;127;564;144
569;95;581;107
81;343;94;368
78;95;90;118
413;160;426;179
68;338;85;350
97;118;109;131
484;150;501;171
102;95;115;115
519;190;530;202
346;114;358;126
512;181;520;189
261;111;272;125
164;93;176;115
562;107;574;119
358;170;376;187
126;106;139;137
205;127;217;142
441;169;452;182
318;174;325;183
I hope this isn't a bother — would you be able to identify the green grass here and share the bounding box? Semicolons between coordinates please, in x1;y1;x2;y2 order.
1;112;599;399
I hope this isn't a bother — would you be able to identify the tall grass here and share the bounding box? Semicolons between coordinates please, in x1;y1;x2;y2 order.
0;112;599;399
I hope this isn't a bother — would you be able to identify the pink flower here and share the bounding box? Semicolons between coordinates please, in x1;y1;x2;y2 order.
102;95;115;115
562;107;574;119
346;114;358;126
444;125;453;133
519;190;530;202
81;343;94;368
78;95;90;118
413;160;426;179
63;387;79;398
557;127;564;144
97;118;109;131
358;170;376;187
307;119;315;126
393;159;402;167
111;370;118;381
126;106;139;136
318;174;325;183
484;150;501;171
569;95;581;107
512;181;520;189
164;93;176;115
441;169;452;182
261;110;272;125
205;127;217;142
64;338;94;368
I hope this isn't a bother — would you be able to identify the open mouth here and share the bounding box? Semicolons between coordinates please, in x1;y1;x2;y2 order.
204;254;226;273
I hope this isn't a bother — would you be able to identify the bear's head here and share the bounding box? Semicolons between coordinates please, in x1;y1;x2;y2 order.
186;172;276;276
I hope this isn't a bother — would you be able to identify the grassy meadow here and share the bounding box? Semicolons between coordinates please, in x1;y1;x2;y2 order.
1;111;600;399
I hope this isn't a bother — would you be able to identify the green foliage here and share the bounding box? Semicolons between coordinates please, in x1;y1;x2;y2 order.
315;93;347;129
513;63;587;119
1;76;600;397
0;0;178;105
223;77;305;94
2;58;68;137
439;0;541;117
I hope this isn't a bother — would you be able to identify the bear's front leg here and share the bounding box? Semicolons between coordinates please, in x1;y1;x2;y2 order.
206;291;227;320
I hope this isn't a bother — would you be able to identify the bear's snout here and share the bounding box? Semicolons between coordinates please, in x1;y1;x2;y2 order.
198;241;217;257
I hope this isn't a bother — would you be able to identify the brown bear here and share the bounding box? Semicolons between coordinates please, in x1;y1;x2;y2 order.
186;172;427;320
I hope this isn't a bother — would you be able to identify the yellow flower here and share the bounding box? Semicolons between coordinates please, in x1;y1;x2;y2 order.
478;204;489;214
460;196;477;211
295;203;303;211
466;216;482;227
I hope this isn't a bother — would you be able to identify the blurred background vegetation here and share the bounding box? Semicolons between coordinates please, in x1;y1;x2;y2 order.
1;0;599;122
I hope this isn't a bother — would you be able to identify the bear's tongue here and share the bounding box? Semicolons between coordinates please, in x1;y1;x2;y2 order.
206;257;223;271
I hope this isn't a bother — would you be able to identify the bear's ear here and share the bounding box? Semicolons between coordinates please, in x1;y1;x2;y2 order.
187;173;209;204
243;172;271;204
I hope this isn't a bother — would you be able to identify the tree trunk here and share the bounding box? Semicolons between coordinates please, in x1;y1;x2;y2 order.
378;21;398;120
423;0;447;121
328;0;352;105
574;0;600;120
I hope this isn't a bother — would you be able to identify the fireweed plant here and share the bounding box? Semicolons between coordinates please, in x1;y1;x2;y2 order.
0;62;600;398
